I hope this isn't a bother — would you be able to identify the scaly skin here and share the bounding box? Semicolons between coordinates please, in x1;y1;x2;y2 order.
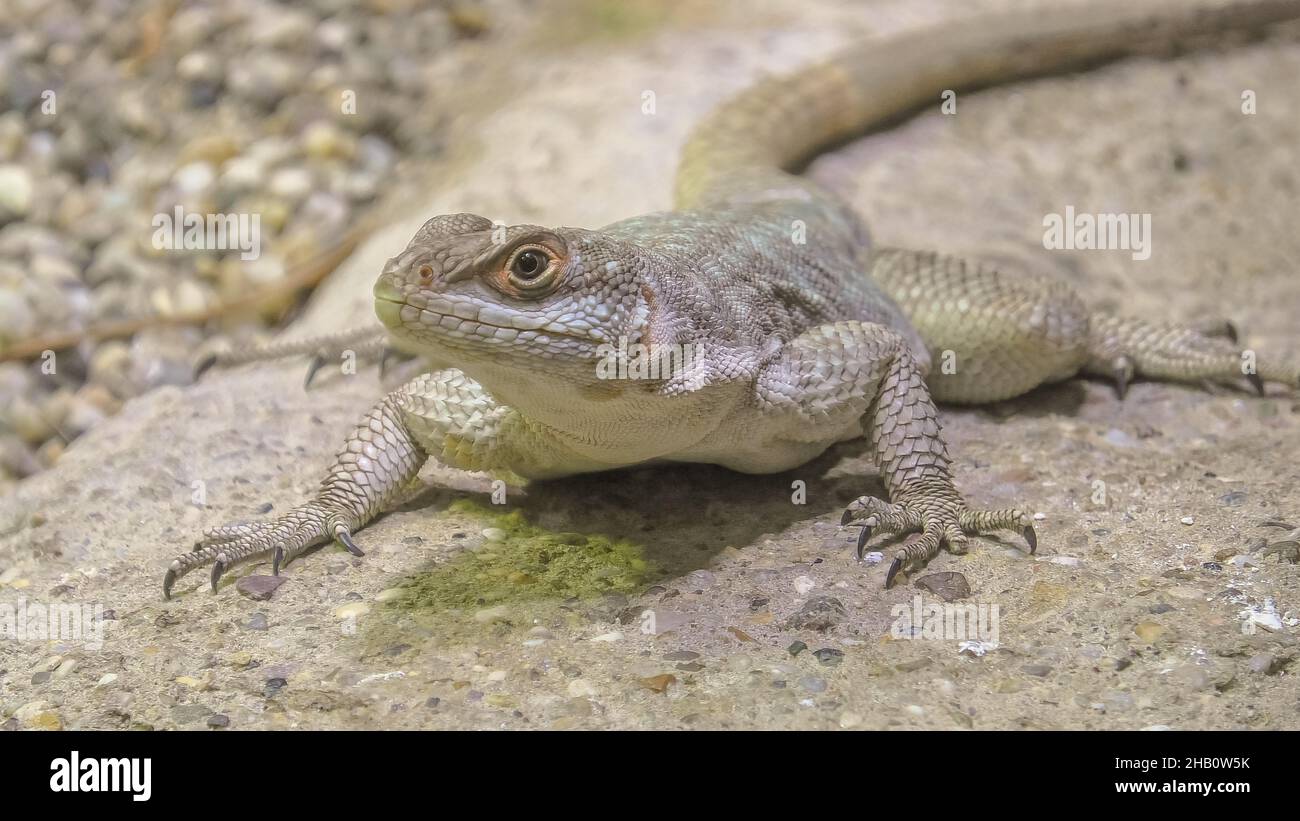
165;0;1300;598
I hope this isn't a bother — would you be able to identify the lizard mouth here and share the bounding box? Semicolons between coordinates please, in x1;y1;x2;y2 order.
373;279;407;329
373;279;596;345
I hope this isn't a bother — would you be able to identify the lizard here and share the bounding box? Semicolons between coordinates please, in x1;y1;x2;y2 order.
162;0;1300;600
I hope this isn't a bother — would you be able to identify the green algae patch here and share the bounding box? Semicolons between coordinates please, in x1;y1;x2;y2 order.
389;500;658;613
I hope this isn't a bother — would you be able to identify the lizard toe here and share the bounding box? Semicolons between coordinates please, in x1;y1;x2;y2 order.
840;496;921;562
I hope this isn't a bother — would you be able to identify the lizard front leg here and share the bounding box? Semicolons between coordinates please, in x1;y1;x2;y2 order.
758;321;1035;586
162;369;518;599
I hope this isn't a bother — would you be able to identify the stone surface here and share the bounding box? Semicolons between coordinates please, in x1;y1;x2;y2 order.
1;0;1299;730
914;572;972;602
236;575;287;601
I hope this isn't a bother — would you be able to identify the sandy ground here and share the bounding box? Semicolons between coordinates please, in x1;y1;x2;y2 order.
2;0;1299;730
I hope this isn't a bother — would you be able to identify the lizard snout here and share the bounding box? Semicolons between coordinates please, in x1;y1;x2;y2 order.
373;276;407;329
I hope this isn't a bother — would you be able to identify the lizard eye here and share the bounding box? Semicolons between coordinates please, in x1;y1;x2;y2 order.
505;245;559;291
511;249;548;280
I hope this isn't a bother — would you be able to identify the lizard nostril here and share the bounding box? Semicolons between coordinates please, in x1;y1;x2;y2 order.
418;264;434;284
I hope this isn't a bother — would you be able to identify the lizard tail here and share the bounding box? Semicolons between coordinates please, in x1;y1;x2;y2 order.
674;0;1300;209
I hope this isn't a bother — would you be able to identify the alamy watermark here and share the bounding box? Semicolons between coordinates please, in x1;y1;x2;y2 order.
50;752;150;802
890;595;1000;642
595;335;705;382
1043;206;1151;261
151;205;261;260
0;598;106;650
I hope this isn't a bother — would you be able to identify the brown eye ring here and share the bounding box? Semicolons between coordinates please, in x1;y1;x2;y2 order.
418;264;434;284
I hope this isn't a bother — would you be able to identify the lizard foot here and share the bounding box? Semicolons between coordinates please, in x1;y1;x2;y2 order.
162;500;364;599
840;495;1035;588
193;328;399;389
1087;315;1299;399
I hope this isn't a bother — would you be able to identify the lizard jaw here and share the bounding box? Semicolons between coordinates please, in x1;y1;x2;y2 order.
373;279;405;329
374;276;602;370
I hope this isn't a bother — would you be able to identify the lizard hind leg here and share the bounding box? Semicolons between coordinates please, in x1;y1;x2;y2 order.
1083;315;1299;398
868;248;1091;405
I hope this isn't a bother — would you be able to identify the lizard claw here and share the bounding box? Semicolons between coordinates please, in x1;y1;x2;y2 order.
1222;320;1240;344
163;566;178;600
1112;355;1134;400
193;354;219;381
839;495;1035;585
885;556;904;589
304;355;328;390
854;523;873;561
1247;371;1265;396
163;501;359;599
337;529;365;557
211;555;228;593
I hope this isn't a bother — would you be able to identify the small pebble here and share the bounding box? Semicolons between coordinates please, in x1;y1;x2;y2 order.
334;602;370;620
686;569;715;588
813;648;844;666
638;674;676;694
1247;653;1279;675
914;572;971;602
236;574;286;601
473;605;510;623
783;596;846;631
1133;621;1165;643
567;679;597;697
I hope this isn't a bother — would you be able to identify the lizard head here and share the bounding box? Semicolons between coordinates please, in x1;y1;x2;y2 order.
374;213;674;394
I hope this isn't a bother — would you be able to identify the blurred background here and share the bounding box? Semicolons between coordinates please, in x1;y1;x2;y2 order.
0;0;557;490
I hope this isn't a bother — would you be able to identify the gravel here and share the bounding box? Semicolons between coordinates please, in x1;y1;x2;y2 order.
0;0;524;480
